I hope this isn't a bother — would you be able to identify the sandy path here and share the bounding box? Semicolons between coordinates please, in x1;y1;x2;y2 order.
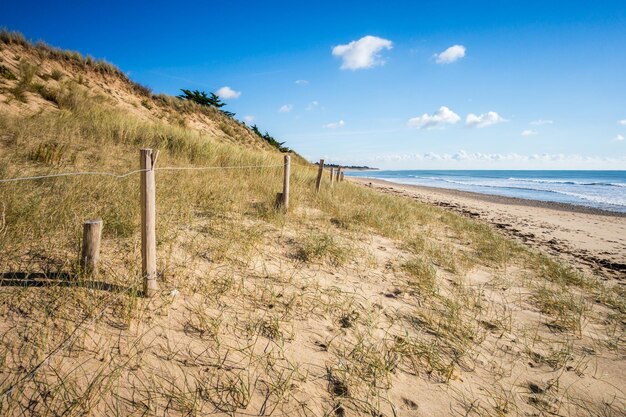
351;177;626;280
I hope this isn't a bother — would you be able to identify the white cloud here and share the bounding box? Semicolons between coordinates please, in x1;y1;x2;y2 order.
407;106;460;129
332;35;393;70
530;119;553;126
466;111;507;128
452;150;469;160
435;45;466;64
370;151;625;164
615;134;625;141
243;115;255;124
306;101;319;111
295;79;309;85
215;86;241;99
323;120;345;129
619;120;626;126
521;129;538;136
278;104;293;113
329;151;626;169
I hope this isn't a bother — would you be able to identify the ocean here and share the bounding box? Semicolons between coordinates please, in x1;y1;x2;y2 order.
345;170;626;213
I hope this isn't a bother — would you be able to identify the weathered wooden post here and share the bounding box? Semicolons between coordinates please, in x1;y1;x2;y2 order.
282;154;291;210
335;167;341;182
340;172;345;182
140;148;159;297
315;159;325;193
80;219;102;277
329;167;334;185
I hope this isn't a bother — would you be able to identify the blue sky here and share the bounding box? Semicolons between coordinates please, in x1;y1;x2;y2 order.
3;0;626;169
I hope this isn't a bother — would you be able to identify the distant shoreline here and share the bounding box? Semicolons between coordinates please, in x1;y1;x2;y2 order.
315;163;379;171
341;167;380;171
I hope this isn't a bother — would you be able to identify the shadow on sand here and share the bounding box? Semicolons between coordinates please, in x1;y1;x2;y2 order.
0;272;133;294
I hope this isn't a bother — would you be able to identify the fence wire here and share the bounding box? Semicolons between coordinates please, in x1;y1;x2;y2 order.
0;163;291;184
0;158;333;398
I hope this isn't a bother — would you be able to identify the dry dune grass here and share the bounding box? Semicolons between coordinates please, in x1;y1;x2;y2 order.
0;33;625;416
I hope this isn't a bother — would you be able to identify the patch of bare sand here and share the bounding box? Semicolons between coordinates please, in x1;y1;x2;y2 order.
2;213;624;416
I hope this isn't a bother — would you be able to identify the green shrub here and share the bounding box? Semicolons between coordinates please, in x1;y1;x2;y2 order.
10;60;38;101
32;83;60;104
50;68;63;80
0;64;16;80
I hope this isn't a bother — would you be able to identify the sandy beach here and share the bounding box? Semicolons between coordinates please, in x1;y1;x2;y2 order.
351;177;626;280
2;29;626;416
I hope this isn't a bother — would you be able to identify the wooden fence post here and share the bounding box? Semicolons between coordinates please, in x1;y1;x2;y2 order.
340;172;345;182
315;159;325;193
329;167;334;185
140;148;159;297
282;154;291;210
336;167;341;182
80;219;102;277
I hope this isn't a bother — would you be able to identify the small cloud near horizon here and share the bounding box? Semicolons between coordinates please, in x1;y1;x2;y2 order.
362;151;626;165
615;134;624;141
278;104;293;113
619;119;626;126
295;79;309;85
435;45;466;64
323;120;345;129
521;129;538;136
530;119;553;126
466;111;506;128
306;101;320;111
216;86;241;99
407;106;460;129
332;35;393;70
243;115;255;123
